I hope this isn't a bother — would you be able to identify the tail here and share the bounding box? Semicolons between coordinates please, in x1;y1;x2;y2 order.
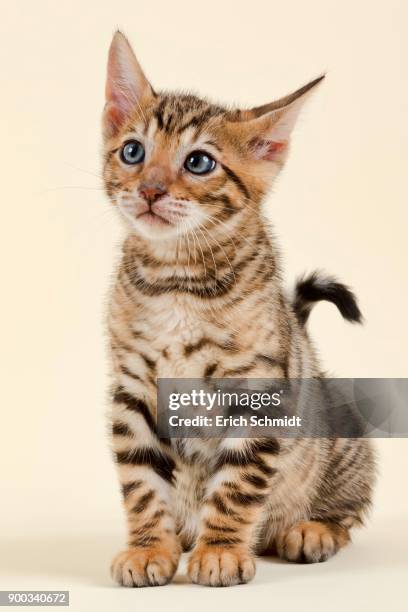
293;271;362;327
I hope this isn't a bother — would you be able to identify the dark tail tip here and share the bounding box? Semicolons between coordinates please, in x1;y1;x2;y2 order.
294;271;363;327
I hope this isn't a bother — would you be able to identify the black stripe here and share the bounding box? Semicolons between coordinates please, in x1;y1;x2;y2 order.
160;436;172;447
242;472;269;489
112;421;133;437
120;365;143;382
163;112;174;133
131;329;148;340
134;517;161;531
221;163;250;199
184;337;237;356
226;490;265;506
130;535;161;548
152;509;166;520
201;192;241;215
154;100;165;130
125;244;259;299
223;362;256;376
203;536;242;546
105;180;120;197
105;147;119;162
255;459;278;476
204;520;237;533
110;330;134;353
211;493;240;519
251;439;280;455
176;109;214;134
113;387;156;433
204;362;218;378
121;480;143;498
128;269;237;298
184;338;211;356
223;481;238;490
131;490;155;514
176;115;202;133
213;443;279;476
139;352;156;372
115;447;175;484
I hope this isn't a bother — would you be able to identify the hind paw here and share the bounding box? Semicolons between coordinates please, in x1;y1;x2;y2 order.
276;520;349;563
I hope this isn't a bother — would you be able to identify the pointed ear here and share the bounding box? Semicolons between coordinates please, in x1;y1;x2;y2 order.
235;75;325;162
103;31;154;138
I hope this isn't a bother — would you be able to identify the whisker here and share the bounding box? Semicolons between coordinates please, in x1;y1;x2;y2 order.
36;185;105;195
201;208;257;252
63;161;103;180
198;218;236;286
197;226;217;279
191;227;207;280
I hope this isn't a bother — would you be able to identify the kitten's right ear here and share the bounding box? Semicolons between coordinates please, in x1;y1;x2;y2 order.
103;31;154;138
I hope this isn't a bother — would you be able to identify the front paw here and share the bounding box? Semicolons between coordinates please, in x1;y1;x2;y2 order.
188;544;256;587
111;543;181;587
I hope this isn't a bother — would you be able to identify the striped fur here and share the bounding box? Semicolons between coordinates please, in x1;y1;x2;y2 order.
103;32;375;587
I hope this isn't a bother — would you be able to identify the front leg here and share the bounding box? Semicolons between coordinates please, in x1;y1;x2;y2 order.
188;438;279;586
111;388;181;587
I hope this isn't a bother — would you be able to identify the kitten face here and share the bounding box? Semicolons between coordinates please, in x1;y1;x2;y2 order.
104;94;237;240
103;32;323;242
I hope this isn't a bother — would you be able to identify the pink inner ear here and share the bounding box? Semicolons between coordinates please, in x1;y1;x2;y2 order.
250;138;288;161
104;101;128;136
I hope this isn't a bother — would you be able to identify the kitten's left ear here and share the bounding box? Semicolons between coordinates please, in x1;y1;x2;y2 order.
232;75;325;162
103;30;154;138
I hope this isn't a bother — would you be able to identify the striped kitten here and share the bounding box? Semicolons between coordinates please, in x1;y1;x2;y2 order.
103;32;375;587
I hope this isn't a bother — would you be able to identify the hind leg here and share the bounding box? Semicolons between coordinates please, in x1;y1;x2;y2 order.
258;439;375;563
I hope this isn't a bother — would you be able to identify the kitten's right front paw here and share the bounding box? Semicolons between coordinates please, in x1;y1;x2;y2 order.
111;544;181;587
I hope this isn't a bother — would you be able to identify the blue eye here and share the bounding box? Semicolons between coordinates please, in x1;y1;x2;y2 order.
120;140;145;165
184;151;216;175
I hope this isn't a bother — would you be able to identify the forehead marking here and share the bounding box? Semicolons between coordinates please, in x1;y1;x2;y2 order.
153;99;166;130
178;126;199;148
147;119;158;142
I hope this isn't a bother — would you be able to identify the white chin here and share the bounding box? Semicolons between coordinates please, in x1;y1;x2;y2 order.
129;216;179;240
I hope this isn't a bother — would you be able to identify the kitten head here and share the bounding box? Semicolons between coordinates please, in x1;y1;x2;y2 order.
102;31;323;242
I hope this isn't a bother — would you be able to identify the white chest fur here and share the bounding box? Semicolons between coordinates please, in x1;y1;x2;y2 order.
139;294;208;378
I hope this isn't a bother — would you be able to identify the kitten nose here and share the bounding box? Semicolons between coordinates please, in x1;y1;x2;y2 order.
139;183;167;204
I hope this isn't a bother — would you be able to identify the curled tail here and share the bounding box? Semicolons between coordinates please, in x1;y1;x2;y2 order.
294;271;362;327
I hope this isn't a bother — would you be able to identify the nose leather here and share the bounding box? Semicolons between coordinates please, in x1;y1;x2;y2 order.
139;183;167;204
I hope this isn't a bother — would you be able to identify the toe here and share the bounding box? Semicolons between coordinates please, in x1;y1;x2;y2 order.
277;521;349;564
111;546;180;587
188;545;256;587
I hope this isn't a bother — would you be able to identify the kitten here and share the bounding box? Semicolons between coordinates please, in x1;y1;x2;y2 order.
103;31;375;587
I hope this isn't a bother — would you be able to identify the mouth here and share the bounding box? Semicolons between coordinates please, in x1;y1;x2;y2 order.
137;210;172;227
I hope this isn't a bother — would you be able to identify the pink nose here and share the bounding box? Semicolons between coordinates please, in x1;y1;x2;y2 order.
139;184;167;204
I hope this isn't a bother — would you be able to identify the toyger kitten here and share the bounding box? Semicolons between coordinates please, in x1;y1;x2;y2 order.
103;31;375;587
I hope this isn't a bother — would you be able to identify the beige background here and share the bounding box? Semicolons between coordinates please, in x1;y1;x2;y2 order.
0;1;407;610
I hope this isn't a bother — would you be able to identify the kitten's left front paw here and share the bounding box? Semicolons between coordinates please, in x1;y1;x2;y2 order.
188;544;256;586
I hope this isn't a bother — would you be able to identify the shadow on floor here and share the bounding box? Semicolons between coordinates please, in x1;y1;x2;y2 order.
1;518;407;588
